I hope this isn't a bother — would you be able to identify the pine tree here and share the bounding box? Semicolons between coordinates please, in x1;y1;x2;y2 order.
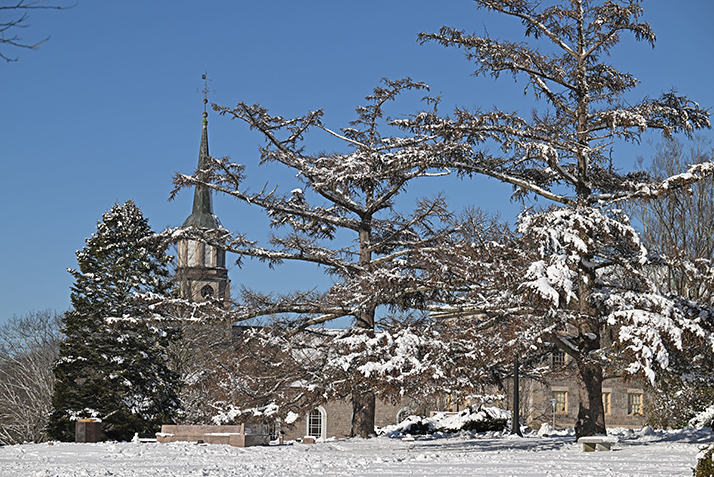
48;200;181;442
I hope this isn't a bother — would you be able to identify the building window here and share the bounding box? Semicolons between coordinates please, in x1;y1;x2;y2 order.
200;285;214;299
553;391;567;413
187;240;198;266
602;392;611;415
396;407;413;424
203;246;214;267
552;349;566;367
307;407;325;438
268;420;281;441
628;393;643;415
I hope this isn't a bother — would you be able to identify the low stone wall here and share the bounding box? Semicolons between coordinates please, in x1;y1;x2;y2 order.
157;424;269;447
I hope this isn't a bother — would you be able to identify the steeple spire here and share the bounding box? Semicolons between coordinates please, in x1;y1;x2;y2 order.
183;73;220;229
175;73;231;307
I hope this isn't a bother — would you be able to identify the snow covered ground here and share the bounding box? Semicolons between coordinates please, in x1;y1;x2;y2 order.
1;427;711;477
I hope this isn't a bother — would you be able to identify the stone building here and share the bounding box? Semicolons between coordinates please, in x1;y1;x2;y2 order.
272;350;647;440
520;349;647;430
280;400;411;441
494;349;647;431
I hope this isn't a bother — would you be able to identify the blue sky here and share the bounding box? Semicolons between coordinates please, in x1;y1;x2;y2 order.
1;1;713;324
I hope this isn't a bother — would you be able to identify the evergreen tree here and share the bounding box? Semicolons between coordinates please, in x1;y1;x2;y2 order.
48;200;181;442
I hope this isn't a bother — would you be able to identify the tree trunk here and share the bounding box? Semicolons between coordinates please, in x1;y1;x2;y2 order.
351;389;376;438
574;360;606;439
351;217;377;438
351;307;376;438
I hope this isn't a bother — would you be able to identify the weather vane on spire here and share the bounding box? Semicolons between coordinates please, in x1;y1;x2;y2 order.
199;71;215;121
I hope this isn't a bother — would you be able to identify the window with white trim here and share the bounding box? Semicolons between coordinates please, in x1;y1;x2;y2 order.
268;420;281;441
553;391;567;413
602;392;611;415
628;393;643;415
307;407;325;438
396;407;413;424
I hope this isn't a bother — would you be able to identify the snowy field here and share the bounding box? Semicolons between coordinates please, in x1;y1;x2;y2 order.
1;427;711;477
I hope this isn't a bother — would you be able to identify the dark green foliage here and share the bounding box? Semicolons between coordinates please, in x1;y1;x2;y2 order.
441;407;508;434
47;201;181;442
694;444;714;477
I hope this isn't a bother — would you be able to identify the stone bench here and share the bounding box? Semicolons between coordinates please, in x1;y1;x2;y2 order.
578;436;618;452
156;424;270;447
132;433;157;443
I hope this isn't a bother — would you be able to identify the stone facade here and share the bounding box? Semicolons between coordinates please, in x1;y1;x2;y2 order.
158;424;269;447
505;353;648;430
521;377;647;429
175;239;230;304
281;399;410;441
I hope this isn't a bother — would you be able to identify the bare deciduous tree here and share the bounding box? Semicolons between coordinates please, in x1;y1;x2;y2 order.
625;136;714;429
0;310;62;445
0;1;72;63
628;136;714;303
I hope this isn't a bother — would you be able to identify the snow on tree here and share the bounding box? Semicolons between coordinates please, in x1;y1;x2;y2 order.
48;200;181;442
173;311;525;434
416;0;714;438
169;78;466;437
624;137;714;428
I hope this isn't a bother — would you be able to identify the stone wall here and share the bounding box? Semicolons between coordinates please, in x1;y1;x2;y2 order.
282;398;407;441
525;376;647;430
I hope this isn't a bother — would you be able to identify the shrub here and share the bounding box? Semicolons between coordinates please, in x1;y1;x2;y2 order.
694;444;714;477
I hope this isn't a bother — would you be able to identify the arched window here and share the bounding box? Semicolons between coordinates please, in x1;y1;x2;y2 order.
200;284;215;299
396;407;413;424
307;407;326;438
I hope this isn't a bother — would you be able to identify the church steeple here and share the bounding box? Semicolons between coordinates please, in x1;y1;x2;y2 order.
183;84;221;229
174;73;231;307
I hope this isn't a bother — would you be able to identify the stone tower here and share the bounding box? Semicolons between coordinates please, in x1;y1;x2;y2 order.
174;95;231;307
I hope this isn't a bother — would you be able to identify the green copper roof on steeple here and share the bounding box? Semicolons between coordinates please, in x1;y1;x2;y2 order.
182;106;221;229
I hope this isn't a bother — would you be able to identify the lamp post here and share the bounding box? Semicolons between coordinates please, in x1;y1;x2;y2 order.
551;398;557;430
